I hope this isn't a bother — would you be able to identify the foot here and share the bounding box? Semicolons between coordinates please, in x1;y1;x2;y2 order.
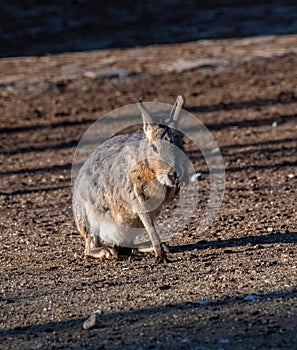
134;242;170;255
154;244;170;263
87;246;118;260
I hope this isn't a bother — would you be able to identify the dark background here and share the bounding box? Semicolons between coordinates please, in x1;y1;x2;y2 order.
0;0;297;57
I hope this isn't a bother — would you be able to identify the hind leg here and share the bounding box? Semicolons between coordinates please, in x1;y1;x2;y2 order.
133;242;170;255
75;220;118;260
85;235;118;259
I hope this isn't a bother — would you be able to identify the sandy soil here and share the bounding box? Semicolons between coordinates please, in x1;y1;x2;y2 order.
0;35;297;349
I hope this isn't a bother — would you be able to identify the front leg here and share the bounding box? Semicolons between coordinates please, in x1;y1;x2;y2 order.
137;211;168;263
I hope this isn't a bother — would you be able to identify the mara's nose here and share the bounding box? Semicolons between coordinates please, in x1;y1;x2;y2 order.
168;170;179;186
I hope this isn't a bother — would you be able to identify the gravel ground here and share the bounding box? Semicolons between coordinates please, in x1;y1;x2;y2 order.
0;35;296;349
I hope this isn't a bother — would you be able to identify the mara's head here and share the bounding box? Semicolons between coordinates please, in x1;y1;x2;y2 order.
137;96;186;188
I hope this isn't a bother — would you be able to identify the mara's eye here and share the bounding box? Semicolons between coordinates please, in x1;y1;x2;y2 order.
150;143;159;154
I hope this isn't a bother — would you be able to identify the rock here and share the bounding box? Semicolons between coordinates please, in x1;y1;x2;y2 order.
84;68;135;79
83;314;102;330
169;58;230;73
244;294;261;302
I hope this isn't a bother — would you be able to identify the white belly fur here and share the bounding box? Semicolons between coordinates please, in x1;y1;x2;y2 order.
85;201;141;247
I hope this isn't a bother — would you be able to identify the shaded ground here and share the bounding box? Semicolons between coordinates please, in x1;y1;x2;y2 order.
1;1;297;57
0;35;297;349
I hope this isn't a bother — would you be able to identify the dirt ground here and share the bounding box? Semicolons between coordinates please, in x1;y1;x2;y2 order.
0;35;297;349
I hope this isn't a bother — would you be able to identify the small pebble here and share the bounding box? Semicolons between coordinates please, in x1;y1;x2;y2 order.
272;121;278;127
260;318;269;325
267;227;273;233
287;173;295;179
219;338;230;344
265;277;277;283
190;173;202;182
181;338;189;343
83;314;102;330
95;307;103;315
211;147;220;154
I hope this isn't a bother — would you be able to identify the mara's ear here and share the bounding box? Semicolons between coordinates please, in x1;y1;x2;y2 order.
169;95;184;125
138;99;154;140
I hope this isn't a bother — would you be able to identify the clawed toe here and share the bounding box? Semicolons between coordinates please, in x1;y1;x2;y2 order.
155;255;170;264
162;243;171;253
